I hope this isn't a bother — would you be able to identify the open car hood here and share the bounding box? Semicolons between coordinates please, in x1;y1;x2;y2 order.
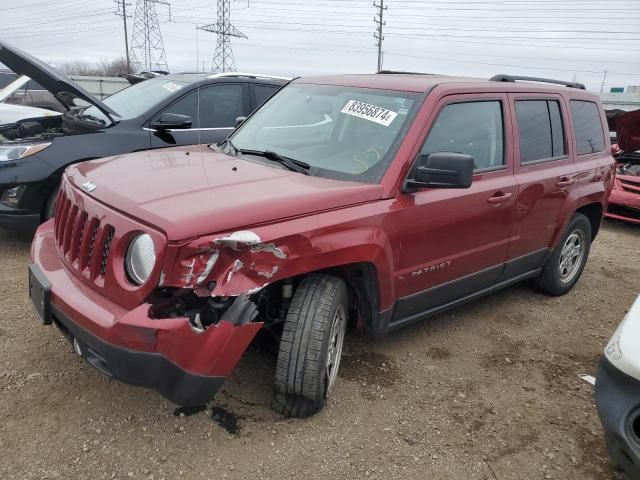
616;109;640;153
0;40;118;119
0;102;61;126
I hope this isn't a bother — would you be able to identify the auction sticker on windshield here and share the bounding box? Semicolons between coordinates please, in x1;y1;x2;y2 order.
341;100;398;126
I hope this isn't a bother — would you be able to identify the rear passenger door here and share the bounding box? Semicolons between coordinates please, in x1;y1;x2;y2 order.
506;94;579;269
569;99;613;212
150;82;249;148
392;94;517;322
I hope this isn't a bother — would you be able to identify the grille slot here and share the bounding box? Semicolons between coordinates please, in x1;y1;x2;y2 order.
621;179;640;194
87;221;100;268
53;189;116;282
100;227;114;277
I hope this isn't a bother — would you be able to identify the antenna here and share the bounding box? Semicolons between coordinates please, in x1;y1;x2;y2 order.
129;0;171;73
198;0;247;73
196;25;201;146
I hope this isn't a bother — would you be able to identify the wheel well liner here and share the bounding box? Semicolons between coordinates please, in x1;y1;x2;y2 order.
576;203;603;240
311;262;382;337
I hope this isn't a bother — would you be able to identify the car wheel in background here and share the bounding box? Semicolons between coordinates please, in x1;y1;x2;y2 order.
43;183;59;221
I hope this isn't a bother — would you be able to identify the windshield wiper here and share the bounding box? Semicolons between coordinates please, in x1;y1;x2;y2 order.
224;138;239;155
238;148;310;175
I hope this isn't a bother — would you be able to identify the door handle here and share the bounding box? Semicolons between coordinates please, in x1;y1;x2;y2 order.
556;177;575;187
487;192;513;204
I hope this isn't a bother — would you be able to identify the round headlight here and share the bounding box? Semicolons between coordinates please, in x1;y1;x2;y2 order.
125;233;156;285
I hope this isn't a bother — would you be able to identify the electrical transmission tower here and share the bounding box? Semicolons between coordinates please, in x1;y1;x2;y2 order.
198;0;247;73
129;0;171;73
373;0;387;72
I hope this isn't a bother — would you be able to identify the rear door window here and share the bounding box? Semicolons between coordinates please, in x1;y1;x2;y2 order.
421;101;504;171
515;100;566;163
569;100;605;155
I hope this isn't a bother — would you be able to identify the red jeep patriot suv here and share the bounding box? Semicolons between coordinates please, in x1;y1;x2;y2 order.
29;73;615;417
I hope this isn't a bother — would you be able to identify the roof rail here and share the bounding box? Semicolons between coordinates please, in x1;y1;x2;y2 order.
207;72;291;81
490;74;585;90
377;70;433;75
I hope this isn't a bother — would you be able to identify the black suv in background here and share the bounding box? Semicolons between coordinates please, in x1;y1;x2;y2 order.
0;40;288;231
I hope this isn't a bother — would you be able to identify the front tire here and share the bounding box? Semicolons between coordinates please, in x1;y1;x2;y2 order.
272;274;348;417
534;213;592;296
43;183;60;221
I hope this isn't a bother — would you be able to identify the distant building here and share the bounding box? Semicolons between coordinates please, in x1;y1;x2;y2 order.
598;86;640;112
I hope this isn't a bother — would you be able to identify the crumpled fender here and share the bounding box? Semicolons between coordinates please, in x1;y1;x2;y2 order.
159;215;396;308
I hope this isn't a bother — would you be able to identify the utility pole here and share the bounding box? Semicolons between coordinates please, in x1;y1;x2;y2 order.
600;70;608;93
114;0;132;73
373;0;386;72
198;0;247;73
129;0;171;73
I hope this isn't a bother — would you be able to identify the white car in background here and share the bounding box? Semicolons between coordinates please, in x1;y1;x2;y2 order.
0;74;62;128
596;296;640;479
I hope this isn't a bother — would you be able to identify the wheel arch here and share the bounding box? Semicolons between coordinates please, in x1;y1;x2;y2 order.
575;202;604;241
309;262;384;337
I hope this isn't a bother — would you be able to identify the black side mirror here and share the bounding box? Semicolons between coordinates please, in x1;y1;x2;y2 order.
405;152;474;191
150;113;192;131
235;116;247;127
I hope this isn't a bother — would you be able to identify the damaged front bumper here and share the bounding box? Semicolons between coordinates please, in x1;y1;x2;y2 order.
30;221;263;406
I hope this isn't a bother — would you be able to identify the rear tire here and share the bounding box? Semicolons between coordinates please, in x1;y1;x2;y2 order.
43;183;60;221
272;274;348;418
533;213;591;296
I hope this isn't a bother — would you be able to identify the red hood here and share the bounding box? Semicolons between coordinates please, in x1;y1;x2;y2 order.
616;109;640;153
65;145;384;240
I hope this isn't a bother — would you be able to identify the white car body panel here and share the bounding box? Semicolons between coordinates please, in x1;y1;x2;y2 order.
605;295;640;380
0;102;62;126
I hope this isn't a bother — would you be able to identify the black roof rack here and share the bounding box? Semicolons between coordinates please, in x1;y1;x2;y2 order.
490;74;585;90
376;70;434;75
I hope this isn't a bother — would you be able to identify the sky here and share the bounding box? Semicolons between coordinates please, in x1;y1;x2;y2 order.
1;0;639;92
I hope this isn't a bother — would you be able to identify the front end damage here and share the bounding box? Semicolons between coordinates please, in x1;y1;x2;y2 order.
31;206;302;405
152;229;295;334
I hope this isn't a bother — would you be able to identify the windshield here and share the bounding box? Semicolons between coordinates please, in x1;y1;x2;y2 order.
82;77;190;122
229;83;421;183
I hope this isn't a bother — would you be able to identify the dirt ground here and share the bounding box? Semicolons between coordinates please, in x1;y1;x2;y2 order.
1;220;639;480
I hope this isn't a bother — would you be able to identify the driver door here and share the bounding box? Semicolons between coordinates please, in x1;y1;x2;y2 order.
391;94;517;323
150;83;249;148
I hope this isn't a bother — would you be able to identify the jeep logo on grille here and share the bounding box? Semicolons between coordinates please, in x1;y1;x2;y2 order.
82;181;96;193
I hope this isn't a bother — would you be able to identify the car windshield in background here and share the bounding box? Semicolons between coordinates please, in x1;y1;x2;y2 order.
82;77;190;122
229;84;421;183
0;71;17;89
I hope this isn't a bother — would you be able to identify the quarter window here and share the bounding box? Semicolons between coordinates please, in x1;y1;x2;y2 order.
421;101;504;171
570;100;605;155
515;100;566;163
